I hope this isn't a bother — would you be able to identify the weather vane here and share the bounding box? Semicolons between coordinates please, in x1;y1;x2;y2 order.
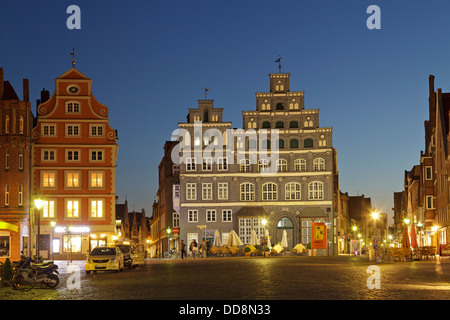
70;48;78;68
275;55;282;73
204;87;210;100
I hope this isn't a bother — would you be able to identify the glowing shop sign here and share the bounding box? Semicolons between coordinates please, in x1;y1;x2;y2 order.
54;226;90;233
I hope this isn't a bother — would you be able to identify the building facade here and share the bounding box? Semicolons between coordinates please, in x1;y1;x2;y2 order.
176;72;339;255
31;67;119;260
0;68;33;262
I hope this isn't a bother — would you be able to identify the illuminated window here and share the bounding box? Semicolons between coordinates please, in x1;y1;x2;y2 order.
5;184;9;206
5;115;9;134
66;200;80;218
63;235;81;253
90;199;104;218
19;116;24;134
66;172;80;188
42;172;56;188
18;184;23;206
43;200;56;218
90;172;104;188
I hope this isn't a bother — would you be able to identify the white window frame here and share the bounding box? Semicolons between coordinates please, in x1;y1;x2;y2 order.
188;210;198;223
217;157;228;171
202;183;213;200
218;182;228;200
89;199;105;219
65;199;81;219
186;183;197;200
186;158;196;171
240;183;255;201
313;158;325;171
262;182;278;201
285;182;301;200
222;209;232;222
202;157;212;171
65;124;81;137
308;181;324;200
42;199;56;218
206;210;216;222
277;159;288;172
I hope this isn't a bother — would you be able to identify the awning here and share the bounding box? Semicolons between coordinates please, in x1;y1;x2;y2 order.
0;221;18;232
237;206;267;218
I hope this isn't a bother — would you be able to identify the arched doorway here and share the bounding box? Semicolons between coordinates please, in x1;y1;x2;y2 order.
276;217;294;249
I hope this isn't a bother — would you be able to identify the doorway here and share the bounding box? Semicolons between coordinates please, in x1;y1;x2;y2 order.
277;217;294;249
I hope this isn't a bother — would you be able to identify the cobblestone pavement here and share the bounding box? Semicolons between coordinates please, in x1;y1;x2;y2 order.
2;255;450;300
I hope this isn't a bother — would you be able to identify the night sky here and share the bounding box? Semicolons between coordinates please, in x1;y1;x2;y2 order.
2;0;450;221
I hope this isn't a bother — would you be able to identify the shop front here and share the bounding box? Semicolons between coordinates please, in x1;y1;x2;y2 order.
37;224;117;260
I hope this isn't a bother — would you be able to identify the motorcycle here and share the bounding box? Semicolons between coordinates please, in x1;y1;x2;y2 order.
13;257;59;290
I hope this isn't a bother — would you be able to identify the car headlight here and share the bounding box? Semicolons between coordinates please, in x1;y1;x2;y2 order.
110;258;117;263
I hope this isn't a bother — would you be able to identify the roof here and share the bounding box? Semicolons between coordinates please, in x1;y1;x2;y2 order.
1;81;19;100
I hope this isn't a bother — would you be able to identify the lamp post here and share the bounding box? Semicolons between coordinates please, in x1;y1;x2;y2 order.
167;227;172;257
34;198;43;262
50;221;56;260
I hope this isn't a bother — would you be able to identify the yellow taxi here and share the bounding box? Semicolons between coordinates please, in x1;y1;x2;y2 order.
85;246;124;274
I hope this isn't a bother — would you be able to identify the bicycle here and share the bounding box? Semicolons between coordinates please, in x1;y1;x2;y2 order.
11;258;36;292
163;248;179;259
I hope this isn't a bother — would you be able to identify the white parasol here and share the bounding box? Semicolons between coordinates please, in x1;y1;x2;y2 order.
213;229;222;247
264;229;272;249
281;229;288;248
225;230;243;247
250;229;260;246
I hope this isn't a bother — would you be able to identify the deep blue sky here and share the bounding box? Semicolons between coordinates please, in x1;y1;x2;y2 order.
2;1;450;222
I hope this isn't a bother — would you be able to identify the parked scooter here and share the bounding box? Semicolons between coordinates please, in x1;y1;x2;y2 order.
13;257;59;290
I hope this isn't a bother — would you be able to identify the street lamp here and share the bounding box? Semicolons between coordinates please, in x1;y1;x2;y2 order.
167;227;172;257
50;220;56;260
34;198;44;262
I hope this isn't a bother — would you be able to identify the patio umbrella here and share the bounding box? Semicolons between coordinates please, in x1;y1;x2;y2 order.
225;230;243;247
250;229;259;246
281;229;288;248
402;224;410;247
410;222;418;248
213;229;222;247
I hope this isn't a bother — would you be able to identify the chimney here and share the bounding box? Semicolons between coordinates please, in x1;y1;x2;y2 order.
40;88;49;104
23;79;29;102
0;68;4;99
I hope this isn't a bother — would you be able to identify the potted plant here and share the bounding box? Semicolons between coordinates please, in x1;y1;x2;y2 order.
244;246;251;257
1;258;13;286
307;243;312;256
264;246;270;257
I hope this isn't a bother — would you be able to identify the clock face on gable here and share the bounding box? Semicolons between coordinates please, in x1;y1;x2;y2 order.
67;84;80;95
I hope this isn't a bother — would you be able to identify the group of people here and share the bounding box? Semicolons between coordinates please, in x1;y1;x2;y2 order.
180;239;211;259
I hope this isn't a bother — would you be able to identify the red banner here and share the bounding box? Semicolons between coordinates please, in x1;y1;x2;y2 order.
311;223;327;249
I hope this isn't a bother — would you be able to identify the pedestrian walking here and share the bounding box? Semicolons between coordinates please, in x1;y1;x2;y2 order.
180;240;186;259
190;239;198;258
206;239;210;258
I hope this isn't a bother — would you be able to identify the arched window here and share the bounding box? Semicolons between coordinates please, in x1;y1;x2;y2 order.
5;149;9;169
313;158;325;171
285;182;301;200
258;159;270;172
276;103;284;110
275;121;284;128
19;115;24;134
276;159;287;172
278;217;293;228
261;139;270;149
262;121;271;129
304;139;314;148
289;121;298;128
308;181;324;200
294;159;306;171
5;115;9;134
240;183;255;201
290;139;299;148
240;159;250;172
19;149;23;170
262;183;278;200
277;139;285;149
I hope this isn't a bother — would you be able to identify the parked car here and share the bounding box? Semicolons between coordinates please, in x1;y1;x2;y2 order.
116;243;145;268
85;246;124;274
